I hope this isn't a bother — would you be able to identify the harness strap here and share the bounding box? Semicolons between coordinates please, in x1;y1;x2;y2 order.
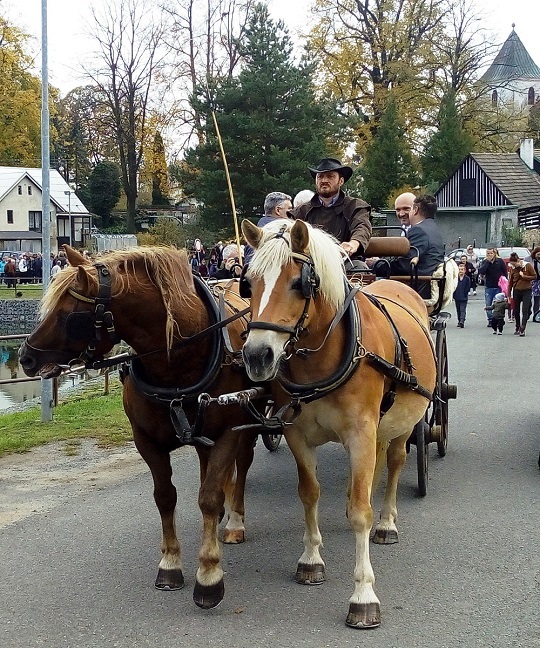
364;352;433;401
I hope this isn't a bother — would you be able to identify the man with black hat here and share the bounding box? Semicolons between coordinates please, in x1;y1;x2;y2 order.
293;158;371;257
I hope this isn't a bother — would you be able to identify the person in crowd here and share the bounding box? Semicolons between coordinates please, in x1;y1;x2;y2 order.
507;251;535;336
498;275;512;322
18;254;29;283
50;260;62;278
293;157;372;259
193;238;205;264
0;257;5;284
213;244;243;280
529;246;540;320
4;256;17;288
478;247;507;326
394;192;415;237
460;254;477;296
453;262;470;328
484;292;509;335
464;244;479;294
197;259;209;277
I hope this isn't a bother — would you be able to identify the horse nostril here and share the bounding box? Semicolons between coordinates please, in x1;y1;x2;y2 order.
260;346;274;367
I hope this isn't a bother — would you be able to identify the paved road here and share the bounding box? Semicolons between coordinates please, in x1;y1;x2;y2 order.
1;289;539;648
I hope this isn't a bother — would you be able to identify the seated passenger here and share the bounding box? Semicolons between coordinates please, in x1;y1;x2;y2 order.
377;194;444;298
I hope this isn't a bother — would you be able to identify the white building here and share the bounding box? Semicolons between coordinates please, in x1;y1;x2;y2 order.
0;166;93;254
480;26;540;108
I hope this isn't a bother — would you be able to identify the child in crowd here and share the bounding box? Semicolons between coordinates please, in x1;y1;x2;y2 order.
484;292;509;334
453;262;470;328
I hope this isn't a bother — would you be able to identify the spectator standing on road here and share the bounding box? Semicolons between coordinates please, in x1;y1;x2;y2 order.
478;247;507;326
453;262;470;328
507;251;535;336
484;292;509;335
464;244;479;294
459;254;476;296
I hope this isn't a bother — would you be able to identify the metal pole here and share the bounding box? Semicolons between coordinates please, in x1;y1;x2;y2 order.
40;0;53;421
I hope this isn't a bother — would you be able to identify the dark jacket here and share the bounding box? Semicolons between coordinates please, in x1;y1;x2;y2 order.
390;218;444;276
294;190;372;255
453;275;470;301
478;257;507;288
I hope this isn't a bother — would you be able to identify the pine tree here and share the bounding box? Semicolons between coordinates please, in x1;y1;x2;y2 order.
421;90;473;189
361;98;416;210
179;3;339;232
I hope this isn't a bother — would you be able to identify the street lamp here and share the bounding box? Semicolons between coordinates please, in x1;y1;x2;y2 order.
64;190;72;246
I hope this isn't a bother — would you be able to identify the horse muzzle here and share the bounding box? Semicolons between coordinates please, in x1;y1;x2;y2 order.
18;341;75;378
242;339;283;382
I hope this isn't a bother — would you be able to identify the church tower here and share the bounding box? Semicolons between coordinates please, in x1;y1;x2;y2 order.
480;26;540;108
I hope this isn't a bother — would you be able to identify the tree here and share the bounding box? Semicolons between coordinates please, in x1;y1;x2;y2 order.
421;89;473;189
179;3;336;231
162;0;257;150
0;17;43;165
151;131;170;206
361;97;416;209
87;162;122;228
84;0;168;233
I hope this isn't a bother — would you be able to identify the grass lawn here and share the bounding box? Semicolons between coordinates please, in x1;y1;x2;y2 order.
0;284;43;300
0;377;132;457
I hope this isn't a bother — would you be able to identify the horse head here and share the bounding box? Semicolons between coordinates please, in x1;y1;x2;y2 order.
19;247;119;378
241;218;345;381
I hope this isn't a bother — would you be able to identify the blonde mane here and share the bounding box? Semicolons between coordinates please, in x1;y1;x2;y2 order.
249;219;346;309
40;247;197;351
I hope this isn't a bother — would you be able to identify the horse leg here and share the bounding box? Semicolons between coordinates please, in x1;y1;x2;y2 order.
223;433;256;544
346;435;381;629
193;434;239;609
286;434;325;585
134;435;184;591
372;433;409;545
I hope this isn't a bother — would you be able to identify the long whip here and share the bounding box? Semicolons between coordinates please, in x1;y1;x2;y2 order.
211;111;243;261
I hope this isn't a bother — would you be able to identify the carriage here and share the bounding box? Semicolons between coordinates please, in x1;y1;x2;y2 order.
18;229;457;629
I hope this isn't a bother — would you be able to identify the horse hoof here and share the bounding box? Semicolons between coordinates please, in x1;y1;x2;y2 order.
193;579;225;609
155;568;184;590
222;529;245;544
295;563;325;585
346;602;381;629
372;528;399;544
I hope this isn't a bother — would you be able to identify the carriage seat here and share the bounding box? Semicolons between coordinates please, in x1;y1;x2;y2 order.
364;236;410;258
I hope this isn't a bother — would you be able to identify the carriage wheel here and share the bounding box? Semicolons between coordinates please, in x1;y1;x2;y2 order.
435;330;449;457
261;433;282;451
414;418;428;497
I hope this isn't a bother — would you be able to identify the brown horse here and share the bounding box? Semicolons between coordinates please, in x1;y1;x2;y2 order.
240;218;437;628
19;245;265;608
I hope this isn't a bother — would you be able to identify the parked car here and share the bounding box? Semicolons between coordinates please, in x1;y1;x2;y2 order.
446;247;487;284
496;246;531;264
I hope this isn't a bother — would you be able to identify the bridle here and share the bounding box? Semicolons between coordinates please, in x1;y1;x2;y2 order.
22;263;119;369
240;227;321;356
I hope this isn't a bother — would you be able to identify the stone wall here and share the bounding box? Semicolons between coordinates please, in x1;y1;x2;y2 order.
0;299;39;335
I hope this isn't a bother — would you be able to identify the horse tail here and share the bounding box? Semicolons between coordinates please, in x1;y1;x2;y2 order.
372;440;390;492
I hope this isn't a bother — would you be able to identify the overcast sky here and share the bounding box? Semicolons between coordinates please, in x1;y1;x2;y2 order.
8;0;540;95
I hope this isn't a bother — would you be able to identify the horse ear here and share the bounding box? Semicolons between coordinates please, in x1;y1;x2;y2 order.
64;245;89;267
242;219;263;248
75;265;92;293
290;220;309;254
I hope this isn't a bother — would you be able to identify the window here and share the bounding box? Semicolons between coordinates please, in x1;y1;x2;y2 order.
528;87;535;105
17;185;22;195
27;186;32;195
7;209;13;224
491;90;498;107
29;211;42;232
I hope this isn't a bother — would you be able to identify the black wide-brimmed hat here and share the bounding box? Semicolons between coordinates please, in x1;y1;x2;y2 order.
308;158;353;182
